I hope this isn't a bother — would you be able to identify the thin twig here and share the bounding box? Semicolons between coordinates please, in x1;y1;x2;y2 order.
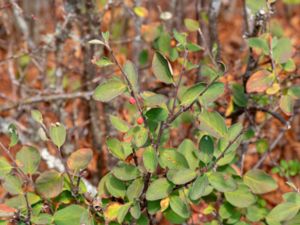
170;50;188;116
197;27;218;68
0;91;93;112
253;116;293;169
109;49;147;125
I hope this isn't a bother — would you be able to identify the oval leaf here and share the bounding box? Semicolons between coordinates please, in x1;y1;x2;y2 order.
16;146;41;175
243;169;278;194
198;110;228;138
208;172;237;192
146;178;174;201
246;70;274;93
124;60;139;92
167;169;196;185
49;123;66;148
224;184;257;208
170;195;190;219
143;147;158;173
93;78;126;102
189;174;209;201
35;170;64;198
67;148;93;171
112;162;140;181
54;205;86;225
152;52;173;84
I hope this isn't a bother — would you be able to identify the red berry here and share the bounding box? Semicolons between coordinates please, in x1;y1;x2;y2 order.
129;97;136;105
137;117;144;125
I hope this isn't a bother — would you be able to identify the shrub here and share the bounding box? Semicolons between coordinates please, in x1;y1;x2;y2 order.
0;1;300;225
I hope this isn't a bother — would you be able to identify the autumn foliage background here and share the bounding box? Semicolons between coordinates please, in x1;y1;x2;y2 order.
0;0;300;224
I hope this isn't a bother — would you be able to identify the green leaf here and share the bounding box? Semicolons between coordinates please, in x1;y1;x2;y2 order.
93;78;126;102
285;213;300;225
93;56;114;67
247;37;269;54
208;172;237;192
147;200;161;215
186;43;203;52
256;139;269;154
224;184;257;208
139;49;149;65
16;146;41;174
163;207;186;224
246;0;266;14
106;138;125;160
243;169;278;194
124;60;139;92
283;59;296;72
31;214;53;225
279;94;294;115
219;202;240;220
146;178;174;201
173;30;187;46
2;175;23;195
273;37;293;64
109;115;129;133
288;86;300;99
159;149;189;169
31;110;43;124
117;203;131;223
167;169;197;185
143;147;158;173
266;202;300;224
199;135;214;164
54;205;86;225
141;91;167;107
97;173;109;197
80;210;94;225
112;162;140;181
199;82;225;107
67;148;93;171
283;192;300;205
35;170;64;198
8;124;18;147
181;83;205;106
130;202;141;219
49;123;66;148
5;193;40;210
184;18;199;31
127;178;144;201
158;32;171;54
189;174;209;201
246;70;274;93
145;107;168;122
133;126;148;147
232;83;248;107
246;205;268;222
102;31;110;44
198;110;228;138
170;195;190;219
0;157;12;178
178;139;199;170
105;174;127;198
152;52;173;84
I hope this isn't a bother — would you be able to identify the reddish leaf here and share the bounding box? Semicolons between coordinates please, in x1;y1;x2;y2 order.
67;148;93;171
246;70;274;93
0;204;16;217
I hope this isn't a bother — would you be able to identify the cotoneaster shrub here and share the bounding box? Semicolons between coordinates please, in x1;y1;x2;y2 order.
1;1;300;225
